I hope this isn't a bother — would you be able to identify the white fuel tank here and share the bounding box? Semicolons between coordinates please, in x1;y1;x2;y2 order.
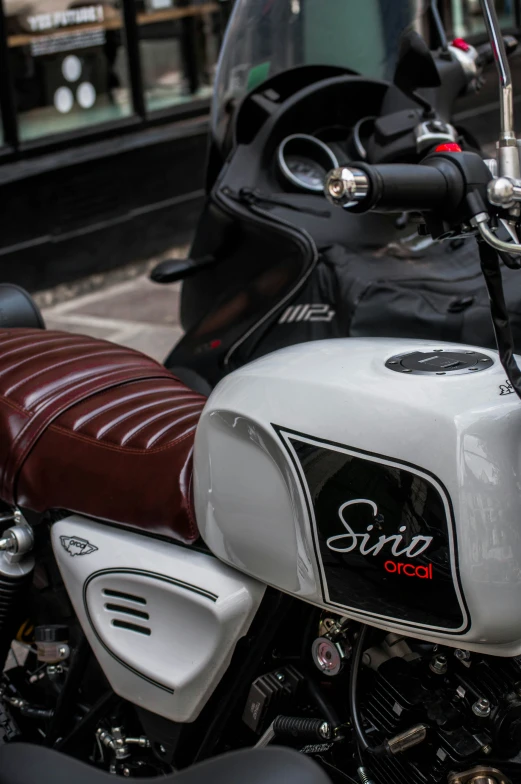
194;338;521;656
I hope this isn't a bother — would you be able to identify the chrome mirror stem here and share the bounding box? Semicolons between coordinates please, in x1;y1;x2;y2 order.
479;0;519;178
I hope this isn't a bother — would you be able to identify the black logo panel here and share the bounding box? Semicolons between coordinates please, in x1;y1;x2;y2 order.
277;429;468;634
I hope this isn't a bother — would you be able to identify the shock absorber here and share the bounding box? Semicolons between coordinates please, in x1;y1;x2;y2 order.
0;513;34;670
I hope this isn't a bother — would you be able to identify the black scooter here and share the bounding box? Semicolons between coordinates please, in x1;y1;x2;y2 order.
148;3;521;394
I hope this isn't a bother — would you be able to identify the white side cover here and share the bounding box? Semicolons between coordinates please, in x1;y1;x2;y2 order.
52;517;265;723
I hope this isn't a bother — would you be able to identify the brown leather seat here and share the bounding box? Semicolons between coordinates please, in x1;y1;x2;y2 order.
0;329;206;544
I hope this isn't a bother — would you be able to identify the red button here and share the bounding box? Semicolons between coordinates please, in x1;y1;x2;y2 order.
435;143;462;153
452;37;470;52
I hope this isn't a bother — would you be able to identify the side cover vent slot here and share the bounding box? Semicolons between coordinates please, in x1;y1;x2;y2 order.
112;619;151;636
103;589;147;605
104;603;149;621
102;589;151;635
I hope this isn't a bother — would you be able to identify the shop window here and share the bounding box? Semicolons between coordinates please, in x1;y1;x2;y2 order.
4;0;133;140
138;0;223;112
451;0;515;39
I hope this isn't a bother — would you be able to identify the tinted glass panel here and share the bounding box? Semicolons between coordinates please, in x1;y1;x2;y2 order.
5;0;132;140
212;0;428;149
451;0;514;38
138;0;223;112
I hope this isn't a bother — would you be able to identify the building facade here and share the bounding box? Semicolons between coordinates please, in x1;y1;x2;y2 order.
0;0;517;289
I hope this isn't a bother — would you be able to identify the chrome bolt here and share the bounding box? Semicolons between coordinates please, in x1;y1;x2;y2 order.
488;176;516;208
123;768;130;777
328;178;346;199
455;649;470;662
275;672;286;683
481;744;492;755
319;721;332;740
473;697;491;717
430;654;448;675
325;168;369;206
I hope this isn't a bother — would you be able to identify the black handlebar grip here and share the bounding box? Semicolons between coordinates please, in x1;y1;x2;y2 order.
325;157;467;216
367;163;454;213
476;35;518;67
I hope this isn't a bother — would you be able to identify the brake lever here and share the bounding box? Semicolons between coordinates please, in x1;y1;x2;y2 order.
499;217;521;245
472;212;521;255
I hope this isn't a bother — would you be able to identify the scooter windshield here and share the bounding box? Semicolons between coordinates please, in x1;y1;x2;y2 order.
212;0;427;150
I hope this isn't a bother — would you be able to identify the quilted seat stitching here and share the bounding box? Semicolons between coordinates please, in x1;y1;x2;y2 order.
48;421;199;454
6;351;156;402
0;395;29;416
70;384;182;430
92;396;203;440
120;404;205;447
3;366;177;503
0;334;80;357
144;408;206;448
0;339;117;386
0;330;205;543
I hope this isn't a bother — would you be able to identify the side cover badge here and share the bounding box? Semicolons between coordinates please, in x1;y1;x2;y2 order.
60;535;98;557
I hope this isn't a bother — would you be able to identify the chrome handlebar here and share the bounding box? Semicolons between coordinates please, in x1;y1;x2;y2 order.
480;0;520;179
325;0;521;257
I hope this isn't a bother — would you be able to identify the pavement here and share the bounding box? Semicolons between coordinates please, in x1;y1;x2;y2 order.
37;255;185;363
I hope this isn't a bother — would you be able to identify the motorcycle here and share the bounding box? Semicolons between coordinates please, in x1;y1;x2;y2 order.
149;0;521;392
4;1;521;784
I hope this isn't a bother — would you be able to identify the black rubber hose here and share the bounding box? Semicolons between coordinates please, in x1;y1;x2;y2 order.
349;625;386;757
479;239;521;402
307;679;341;733
349;625;370;753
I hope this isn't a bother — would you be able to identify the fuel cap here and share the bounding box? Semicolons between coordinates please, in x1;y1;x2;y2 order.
385;349;494;375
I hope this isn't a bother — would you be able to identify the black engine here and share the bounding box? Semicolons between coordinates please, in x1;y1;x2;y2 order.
360;633;521;784
241;616;521;784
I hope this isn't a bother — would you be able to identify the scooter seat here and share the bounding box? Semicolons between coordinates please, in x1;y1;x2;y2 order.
0;329;206;544
0;744;331;784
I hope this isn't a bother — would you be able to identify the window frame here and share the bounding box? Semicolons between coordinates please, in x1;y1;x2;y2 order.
0;0;227;158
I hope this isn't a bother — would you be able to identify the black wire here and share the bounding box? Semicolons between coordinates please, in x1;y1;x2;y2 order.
478;238;521;400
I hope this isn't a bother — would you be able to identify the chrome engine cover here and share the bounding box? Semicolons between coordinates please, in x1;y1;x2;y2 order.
194;338;521;655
